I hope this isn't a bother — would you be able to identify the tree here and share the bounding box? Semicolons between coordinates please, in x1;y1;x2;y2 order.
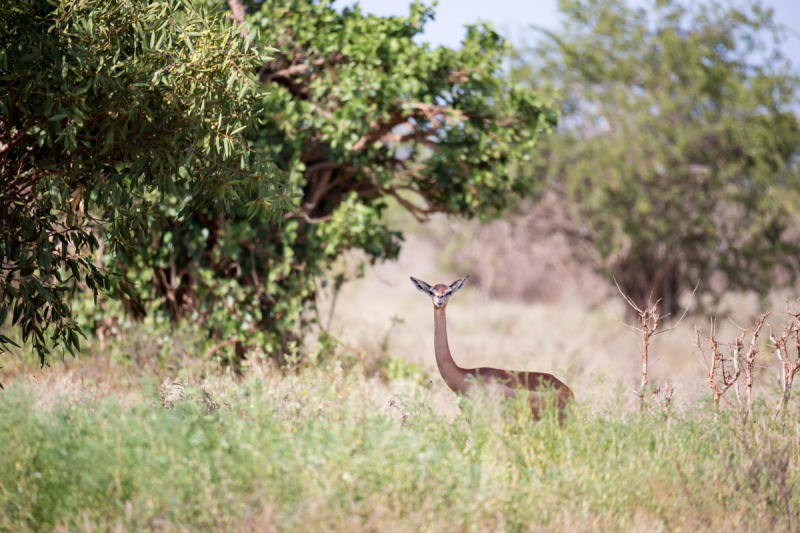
515;0;800;316
0;0;291;366
101;0;556;359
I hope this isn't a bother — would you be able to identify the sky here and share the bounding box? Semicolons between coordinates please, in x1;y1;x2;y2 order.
334;0;800;68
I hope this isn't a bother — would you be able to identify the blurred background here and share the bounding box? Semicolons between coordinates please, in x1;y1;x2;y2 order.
321;0;800;400
336;0;800;63
5;3;800;527
5;0;800;406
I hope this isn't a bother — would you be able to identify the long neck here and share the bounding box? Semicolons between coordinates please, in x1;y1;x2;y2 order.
433;307;469;393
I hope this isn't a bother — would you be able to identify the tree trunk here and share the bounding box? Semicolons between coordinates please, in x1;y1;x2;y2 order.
613;259;681;320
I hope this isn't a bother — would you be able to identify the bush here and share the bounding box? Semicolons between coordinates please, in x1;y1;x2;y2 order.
0;0;290;366
515;0;800;316
102;0;556;360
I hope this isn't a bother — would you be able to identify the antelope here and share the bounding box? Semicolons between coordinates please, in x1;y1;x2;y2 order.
411;275;574;421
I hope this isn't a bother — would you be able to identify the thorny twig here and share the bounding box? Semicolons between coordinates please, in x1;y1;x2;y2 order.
742;313;769;419
769;303;800;422
691;313;767;420
651;382;675;420
697;320;742;409
612;278;698;411
613;280;660;410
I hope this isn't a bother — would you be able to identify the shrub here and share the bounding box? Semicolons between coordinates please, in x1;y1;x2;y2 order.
102;0;556;359
0;0;290;366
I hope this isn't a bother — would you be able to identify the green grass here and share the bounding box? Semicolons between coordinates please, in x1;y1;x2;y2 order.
1;357;799;532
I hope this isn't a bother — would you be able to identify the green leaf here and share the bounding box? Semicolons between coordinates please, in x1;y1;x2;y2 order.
102;128;114;154
1;0;279;366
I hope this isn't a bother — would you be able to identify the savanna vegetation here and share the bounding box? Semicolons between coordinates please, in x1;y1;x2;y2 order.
0;0;291;365
2;0;800;531
2;0;554;366
2;352;800;532
513;0;800;316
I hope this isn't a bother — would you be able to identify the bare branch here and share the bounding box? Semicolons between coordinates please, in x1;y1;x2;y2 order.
598;304;641;334
703;320;742;409
651;382;675;420
652;280;700;337
613;276;644;314
743;312;769;419
693;325;709;372
771;303;800;421
612;277;664;410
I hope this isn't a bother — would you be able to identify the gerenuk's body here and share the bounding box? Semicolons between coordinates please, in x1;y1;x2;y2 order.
413;276;573;421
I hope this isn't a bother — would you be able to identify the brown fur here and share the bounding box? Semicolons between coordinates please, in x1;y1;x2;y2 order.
412;275;574;421
465;368;574;421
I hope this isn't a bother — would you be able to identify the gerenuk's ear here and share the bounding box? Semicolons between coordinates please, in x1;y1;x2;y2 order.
410;277;434;295
448;275;469;294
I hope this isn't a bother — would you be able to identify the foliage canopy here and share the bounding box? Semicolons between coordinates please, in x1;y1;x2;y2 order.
516;0;800;314
0;0;291;365
101;0;555;359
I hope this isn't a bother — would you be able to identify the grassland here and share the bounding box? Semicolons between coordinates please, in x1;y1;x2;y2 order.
3;216;800;532
2;345;799;533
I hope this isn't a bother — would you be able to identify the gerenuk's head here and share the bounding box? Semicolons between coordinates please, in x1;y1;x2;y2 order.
410;276;469;309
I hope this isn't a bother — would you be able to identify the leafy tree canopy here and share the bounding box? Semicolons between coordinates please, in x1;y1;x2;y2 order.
515;0;800;315
101;0;556;360
0;0;291;366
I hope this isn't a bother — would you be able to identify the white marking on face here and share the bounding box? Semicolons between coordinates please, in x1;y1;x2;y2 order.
411;276;468;308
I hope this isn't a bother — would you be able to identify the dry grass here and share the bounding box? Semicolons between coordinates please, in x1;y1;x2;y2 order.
3;345;800;532
324;214;790;411
4;212;800;532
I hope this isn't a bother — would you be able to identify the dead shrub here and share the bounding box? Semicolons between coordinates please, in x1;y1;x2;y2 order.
767;303;800;421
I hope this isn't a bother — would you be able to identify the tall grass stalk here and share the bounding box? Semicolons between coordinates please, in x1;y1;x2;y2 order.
1;361;798;532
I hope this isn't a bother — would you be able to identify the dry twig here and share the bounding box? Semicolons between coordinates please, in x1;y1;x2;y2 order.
697;321;741;408
651;382;675;420
742;313;769;418
768;304;800;421
612;278;697;410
